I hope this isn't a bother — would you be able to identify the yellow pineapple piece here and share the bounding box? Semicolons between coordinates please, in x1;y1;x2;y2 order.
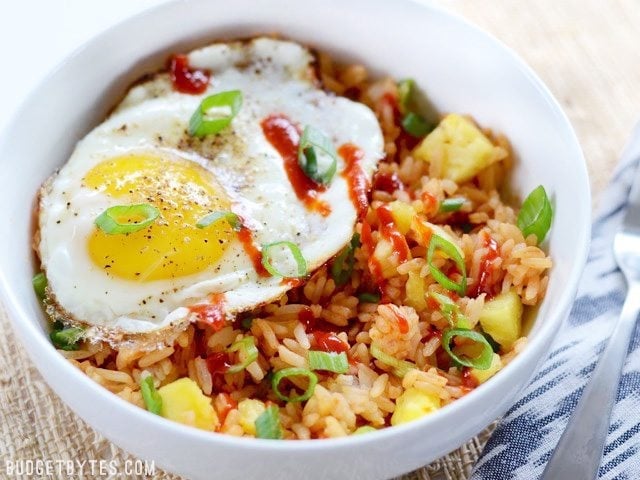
478;290;523;350
237;399;266;436
470;353;503;384
391;388;441;426
389;201;416;235
157;378;218;431
413;113;502;183
405;270;427;311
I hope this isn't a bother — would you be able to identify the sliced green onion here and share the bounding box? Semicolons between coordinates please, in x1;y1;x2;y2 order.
401;112;431;138
298;126;338;185
50;322;84;351
370;342;415;378
140;375;162;415
353;426;377;435
226;336;259;374
427;234;467;296
255;405;283;439
429;291;467;327
483;332;501;353
261;241;308;278
439;197;466;213
397;78;414;115
441;328;493;370
95;204;159;235
331;233;360;287
271;367;318;402
189;90;243;138
241;316;254;330
358;292;381;304
517;185;553;244
308;351;348;374
196;211;241;231
32;272;47;300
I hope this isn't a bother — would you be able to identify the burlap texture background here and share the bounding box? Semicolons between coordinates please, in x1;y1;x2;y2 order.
2;1;639;478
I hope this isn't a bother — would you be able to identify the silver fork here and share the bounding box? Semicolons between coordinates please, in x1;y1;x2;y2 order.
542;157;640;479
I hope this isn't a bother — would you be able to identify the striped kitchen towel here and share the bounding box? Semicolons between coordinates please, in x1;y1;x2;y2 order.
471;126;640;480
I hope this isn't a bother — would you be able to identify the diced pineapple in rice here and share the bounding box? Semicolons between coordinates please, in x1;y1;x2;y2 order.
478;289;523;350
405;270;427;311
391;388;441;426
158;378;218;431
470;353;503;384
389;201;415;235
412;113;503;183
237;399;266;435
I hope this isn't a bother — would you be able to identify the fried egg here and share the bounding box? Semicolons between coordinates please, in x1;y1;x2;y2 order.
37;38;383;345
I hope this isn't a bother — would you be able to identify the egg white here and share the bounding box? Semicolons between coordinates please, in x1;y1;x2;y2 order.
38;38;383;342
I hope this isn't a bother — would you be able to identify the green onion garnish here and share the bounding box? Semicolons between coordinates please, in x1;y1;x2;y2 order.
241;316;254;330
353;426;377;435
401;112;431;138
517;185;553;244
308;350;349;374
331;233;360;287
271;367;318;402
429;291;459;325
226;336;259;374
140;375;163;415
298;126;338;185
95;204;160;235
439;197;466;213
49;321;84;351
441;328;493;370
358;292;381;304
427;234;467;296
196;211;241;231
255;405;283;439
189;90;243;138
483;332;501;353
32;272;47;300
397;79;414;115
261;241;308;278
370;342;415;378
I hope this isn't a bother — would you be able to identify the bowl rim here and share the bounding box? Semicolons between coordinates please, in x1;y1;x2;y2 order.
0;0;591;454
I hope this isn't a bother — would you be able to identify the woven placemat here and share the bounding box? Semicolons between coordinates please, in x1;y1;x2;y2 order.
2;0;640;478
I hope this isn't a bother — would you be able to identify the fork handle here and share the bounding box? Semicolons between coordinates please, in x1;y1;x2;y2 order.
542;282;640;480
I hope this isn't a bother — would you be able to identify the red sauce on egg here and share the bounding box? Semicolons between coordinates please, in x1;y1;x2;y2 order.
237;226;270;277
260;114;331;216
169;54;210;94
339;143;370;218
189;293;227;331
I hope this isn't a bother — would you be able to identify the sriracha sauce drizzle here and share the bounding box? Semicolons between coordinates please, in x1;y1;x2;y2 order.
469;232;500;298
189;293;227;331
376;205;410;263
339;143;370;218
237;226;269;277
313;331;349;353
169;54;210;94
260;114;331;216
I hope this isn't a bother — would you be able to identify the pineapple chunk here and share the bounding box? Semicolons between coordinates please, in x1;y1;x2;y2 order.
237;399;266;436
158;378;218;431
389;201;416;235
478;290;523;350
405;270;427;311
413;113;500;183
391;388;441;426
470;353;503;384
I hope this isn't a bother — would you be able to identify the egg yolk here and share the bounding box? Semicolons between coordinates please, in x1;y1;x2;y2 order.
84;154;234;281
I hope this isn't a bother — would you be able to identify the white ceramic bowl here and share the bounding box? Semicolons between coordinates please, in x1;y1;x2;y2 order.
0;1;590;479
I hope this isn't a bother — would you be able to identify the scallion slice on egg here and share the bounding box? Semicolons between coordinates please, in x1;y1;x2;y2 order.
271;367;318;402
517;185;553;244
196;211;242;231
189;90;243;138
254;405;283;439
94;203;160;235
427;234;467;296
298;126;338;185
308;350;349;374
441;328;494;370
226;336;259;374
261;241;308;278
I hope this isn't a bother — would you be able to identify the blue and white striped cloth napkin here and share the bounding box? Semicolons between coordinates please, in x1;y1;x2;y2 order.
471;127;640;480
